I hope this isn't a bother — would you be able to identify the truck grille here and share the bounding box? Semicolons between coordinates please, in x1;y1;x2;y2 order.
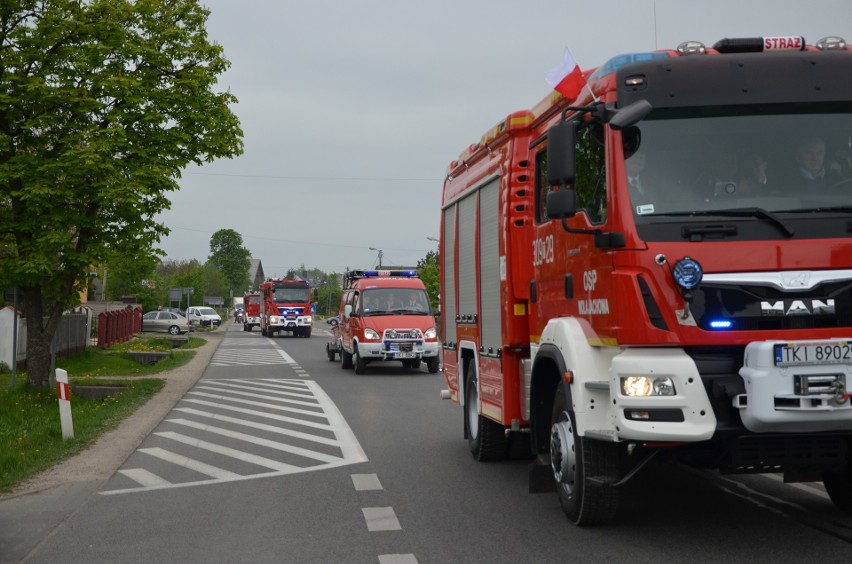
723;434;848;473
691;281;852;331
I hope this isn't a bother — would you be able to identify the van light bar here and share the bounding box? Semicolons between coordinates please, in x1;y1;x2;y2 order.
709;319;733;330
353;269;418;278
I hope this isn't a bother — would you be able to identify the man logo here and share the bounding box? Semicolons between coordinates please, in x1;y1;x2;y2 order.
760;299;835;316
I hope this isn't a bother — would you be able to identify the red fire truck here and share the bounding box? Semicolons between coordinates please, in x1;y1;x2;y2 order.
439;35;852;525
242;291;261;332
259;279;313;337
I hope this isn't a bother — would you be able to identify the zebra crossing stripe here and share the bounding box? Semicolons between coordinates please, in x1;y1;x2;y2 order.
154;431;303;472
187;391;327;418
137;447;242;479
166;418;344;464
197;380;315;400
173;407;341;446
193;384;321;408
118;468;172;488
181;398;334;431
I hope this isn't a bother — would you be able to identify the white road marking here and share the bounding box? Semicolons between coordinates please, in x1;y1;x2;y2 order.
137;447;242;479
379;555;418;564
198;380;315;400
193;385;321;408
352;474;383;491
180;398;333;431
166;418;343;464
362;507;402;532
187;390;326;418
102;379;368;495
173;407;340;446
118;468;172;488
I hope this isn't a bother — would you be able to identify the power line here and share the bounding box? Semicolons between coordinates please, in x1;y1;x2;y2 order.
183;171;442;182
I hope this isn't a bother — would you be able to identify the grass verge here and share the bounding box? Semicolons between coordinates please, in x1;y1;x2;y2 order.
0;335;207;494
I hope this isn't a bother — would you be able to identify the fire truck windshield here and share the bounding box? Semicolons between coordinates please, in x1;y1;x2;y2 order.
272;287;310;303
360;289;432;315
627;106;852;222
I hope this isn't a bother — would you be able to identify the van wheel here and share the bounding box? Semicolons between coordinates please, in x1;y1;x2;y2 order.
304;327;312;338
354;346;367;374
426;357;439;374
341;346;353;369
465;362;507;461
326;344;336;362
261;326;267;336
550;382;621;525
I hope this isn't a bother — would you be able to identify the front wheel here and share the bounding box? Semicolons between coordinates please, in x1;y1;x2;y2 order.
354;346;367;374
341;345;353;369
426;357;439;374
550;383;620;525
465;362;507;461
168;325;180;335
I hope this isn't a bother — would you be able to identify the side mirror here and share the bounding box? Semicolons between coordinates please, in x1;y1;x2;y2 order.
609;99;652;130
547;120;578;187
344;304;352;318
546;189;577;220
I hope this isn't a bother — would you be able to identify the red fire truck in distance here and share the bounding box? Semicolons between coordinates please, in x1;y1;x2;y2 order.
439;35;852;525
328;269;440;374
259;279;313;337
243;291;261;332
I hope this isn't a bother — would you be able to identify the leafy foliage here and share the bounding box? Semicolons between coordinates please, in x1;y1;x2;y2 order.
0;0;243;385
208;229;251;296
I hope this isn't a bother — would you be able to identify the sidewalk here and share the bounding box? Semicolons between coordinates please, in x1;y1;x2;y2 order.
0;328;224;562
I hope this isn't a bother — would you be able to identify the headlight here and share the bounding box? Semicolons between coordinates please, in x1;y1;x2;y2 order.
621;376;676;397
270;316;279;323
364;328;380;340
424;327;437;339
305;316;312;323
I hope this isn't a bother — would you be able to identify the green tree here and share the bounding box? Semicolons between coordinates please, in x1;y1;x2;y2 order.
0;1;243;386
417;251;439;312
208;229;251;297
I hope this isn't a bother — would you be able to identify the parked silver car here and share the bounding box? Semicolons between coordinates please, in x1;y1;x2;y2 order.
142;310;191;335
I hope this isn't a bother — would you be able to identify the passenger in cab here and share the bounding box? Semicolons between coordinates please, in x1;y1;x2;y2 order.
795;135;843;190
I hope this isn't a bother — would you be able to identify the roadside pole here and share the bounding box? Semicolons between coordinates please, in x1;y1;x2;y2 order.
56;368;74;440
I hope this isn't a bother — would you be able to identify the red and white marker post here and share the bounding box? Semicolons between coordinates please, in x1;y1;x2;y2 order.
56;368;74;440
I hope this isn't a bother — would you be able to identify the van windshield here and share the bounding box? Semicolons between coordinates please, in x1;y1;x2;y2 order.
360;289;432;316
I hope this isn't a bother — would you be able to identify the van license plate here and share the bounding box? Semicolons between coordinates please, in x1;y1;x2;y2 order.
395;352;416;359
774;342;852;366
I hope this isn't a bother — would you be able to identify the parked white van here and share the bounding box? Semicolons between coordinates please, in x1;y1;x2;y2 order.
186;306;222;327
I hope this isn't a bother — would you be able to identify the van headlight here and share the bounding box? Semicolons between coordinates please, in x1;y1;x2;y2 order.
621;376;676;396
364;328;380;340
425;327;437;339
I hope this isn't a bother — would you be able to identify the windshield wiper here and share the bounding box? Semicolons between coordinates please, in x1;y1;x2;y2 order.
653;207;795;238
780;206;852;214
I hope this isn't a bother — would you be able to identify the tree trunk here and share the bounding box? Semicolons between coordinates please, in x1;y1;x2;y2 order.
23;287;62;388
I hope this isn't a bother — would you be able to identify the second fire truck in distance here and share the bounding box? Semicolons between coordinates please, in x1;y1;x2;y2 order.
439;35;852;525
259;278;313;337
243;291;261;332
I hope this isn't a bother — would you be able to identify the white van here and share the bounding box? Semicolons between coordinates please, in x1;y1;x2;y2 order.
186;306;222;327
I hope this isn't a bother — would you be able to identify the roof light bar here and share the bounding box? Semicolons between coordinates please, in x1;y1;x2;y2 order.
816;36;847;50
713;36;804;54
677;41;706;55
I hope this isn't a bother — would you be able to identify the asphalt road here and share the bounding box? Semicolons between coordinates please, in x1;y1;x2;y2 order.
3;322;852;563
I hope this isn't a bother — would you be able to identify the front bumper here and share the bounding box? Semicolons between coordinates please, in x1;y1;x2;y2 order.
358;340;440;361
268;315;312;331
736;339;852;433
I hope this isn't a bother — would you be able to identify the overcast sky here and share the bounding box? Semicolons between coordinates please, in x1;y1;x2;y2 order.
155;0;852;276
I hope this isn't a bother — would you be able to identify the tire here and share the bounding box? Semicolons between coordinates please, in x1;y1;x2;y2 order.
326;344;336;362
550;382;621;525
168;325;180;335
823;465;852;512
304;327;312;338
261;325;267;336
354;346;367;374
341;345;354;369
465;362;508;461
426;357;439;374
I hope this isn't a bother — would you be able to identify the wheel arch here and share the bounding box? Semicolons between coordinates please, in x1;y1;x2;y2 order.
531;343;569;455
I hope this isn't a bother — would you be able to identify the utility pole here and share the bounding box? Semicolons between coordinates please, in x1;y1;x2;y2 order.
369;247;384;268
